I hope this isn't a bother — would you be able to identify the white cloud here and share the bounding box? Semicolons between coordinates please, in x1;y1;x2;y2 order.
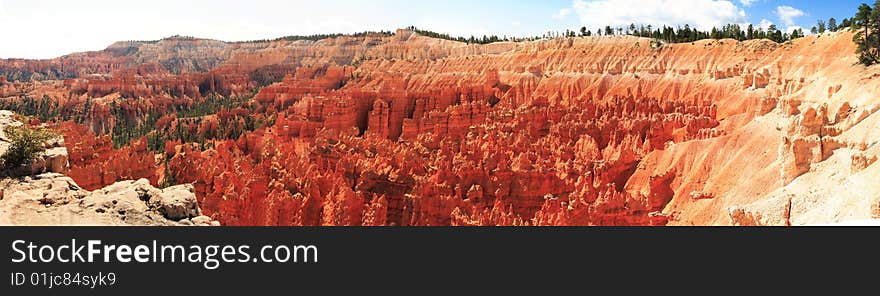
775;5;805;31
739;0;756;7
570;0;747;31
758;19;774;31
553;8;572;20
786;26;803;34
511;21;522;27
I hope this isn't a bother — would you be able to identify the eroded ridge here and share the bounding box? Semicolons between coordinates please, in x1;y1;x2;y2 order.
1;29;878;225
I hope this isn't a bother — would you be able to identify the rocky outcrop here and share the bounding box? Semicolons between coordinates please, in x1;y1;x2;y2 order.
0;110;69;176
728;194;791;226
0;111;216;226
0;174;217;226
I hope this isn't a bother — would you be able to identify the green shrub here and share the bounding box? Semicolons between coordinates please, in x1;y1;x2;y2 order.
1;125;56;169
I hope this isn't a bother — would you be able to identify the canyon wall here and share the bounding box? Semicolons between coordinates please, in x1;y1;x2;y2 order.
0;111;218;226
1;29;878;226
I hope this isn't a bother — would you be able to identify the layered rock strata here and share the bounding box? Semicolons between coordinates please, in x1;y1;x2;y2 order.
1;30;877;226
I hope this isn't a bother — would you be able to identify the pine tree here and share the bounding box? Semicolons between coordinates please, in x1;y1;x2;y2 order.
854;3;877;65
874;0;880;58
767;24;782;43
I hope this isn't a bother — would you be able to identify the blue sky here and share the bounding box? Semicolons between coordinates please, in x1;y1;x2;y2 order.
0;0;866;59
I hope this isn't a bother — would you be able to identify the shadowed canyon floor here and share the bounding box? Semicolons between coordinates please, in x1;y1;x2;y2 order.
1;29;878;225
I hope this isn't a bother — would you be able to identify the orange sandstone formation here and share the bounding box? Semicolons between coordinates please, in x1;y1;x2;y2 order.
1;29;878;226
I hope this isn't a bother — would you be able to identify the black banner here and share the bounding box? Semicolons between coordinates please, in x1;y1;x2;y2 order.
0;227;873;294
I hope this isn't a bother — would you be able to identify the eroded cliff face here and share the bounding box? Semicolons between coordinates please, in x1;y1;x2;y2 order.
1;29;878;226
0;111;218;226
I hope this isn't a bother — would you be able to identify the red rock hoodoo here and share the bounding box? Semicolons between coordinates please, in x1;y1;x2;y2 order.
2;30;879;226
